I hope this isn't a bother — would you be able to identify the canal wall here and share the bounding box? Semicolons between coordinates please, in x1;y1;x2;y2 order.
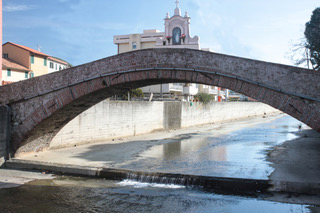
49;101;278;149
181;102;277;128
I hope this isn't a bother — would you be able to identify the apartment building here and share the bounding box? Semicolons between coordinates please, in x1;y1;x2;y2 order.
1;42;71;85
2;57;32;85
48;56;69;73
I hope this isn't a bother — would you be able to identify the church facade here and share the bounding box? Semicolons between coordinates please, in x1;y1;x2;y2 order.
155;1;199;50
113;1;222;101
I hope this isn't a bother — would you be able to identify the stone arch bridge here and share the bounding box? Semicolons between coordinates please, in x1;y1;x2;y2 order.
0;48;320;156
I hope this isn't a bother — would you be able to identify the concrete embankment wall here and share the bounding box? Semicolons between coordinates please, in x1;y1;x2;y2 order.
50;101;278;149
181;102;277;128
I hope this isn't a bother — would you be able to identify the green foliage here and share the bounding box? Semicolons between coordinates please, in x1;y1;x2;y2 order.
121;88;144;100
305;7;320;70
194;92;213;104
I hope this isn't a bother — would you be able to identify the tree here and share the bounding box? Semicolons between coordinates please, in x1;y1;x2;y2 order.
194;92;213;104
304;7;320;70
121;88;144;100
288;39;310;68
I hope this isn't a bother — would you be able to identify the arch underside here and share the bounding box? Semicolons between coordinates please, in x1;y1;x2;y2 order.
12;68;320;155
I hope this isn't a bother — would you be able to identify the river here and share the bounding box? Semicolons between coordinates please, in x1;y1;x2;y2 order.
114;115;299;180
0;115;318;212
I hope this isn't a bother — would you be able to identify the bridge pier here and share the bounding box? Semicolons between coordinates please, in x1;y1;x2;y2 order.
0;105;10;167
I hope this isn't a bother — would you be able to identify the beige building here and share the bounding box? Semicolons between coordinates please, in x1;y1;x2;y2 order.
114;29;164;54
114;1;222;101
1;42;71;85
2;57;31;85
3;42;48;77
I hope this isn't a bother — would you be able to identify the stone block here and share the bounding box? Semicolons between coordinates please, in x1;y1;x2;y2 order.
88;78;106;93
0;83;23;104
218;76;237;91
307;110;320;131
285;98;305;119
261;90;283;110
234;80;243;93
10;131;23;153
31;106;47;125
19;117;36;136
57;88;74;107
144;70;157;80
256;87;267;102
70;82;89;99
160;70;172;80
43;98;59;117
174;70;186;81
239;82;260;100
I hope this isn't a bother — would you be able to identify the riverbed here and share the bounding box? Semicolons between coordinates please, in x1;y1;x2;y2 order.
1;114;320;212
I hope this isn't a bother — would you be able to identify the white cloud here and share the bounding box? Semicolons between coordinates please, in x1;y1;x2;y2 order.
3;4;35;12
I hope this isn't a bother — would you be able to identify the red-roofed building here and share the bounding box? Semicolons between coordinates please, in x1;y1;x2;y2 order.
2;58;32;85
3;42;49;78
48;56;70;73
1;42;71;85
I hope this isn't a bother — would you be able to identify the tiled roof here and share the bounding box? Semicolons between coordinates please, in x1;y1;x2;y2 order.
2;58;31;72
3;42;49;57
48;56;69;65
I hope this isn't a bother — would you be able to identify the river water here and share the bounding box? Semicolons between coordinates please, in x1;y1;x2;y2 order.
0;115;318;212
115;115;300;180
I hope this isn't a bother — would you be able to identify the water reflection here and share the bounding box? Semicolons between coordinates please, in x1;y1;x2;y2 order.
118;116;303;179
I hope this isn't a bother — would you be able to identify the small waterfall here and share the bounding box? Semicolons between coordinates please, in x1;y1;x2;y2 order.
125;173;188;186
98;168;271;194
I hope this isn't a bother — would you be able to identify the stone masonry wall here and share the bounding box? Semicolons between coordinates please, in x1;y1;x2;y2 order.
0;106;9;166
49;101;278;149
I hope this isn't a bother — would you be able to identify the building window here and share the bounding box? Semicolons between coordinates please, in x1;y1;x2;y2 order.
44;58;47;66
172;27;181;45
7;69;11;77
31;55;35;64
132;42;137;49
3;53;8;58
55;64;57;70
30;72;34;78
50;62;54;69
25;72;28;79
59;65;62;71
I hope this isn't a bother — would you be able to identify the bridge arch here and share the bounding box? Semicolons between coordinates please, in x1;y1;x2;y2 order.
0;48;320;155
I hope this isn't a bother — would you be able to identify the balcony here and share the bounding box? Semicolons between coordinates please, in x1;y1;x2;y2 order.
183;85;198;95
203;87;218;95
169;83;183;92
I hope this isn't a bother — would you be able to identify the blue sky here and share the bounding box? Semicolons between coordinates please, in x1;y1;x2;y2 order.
3;0;319;66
